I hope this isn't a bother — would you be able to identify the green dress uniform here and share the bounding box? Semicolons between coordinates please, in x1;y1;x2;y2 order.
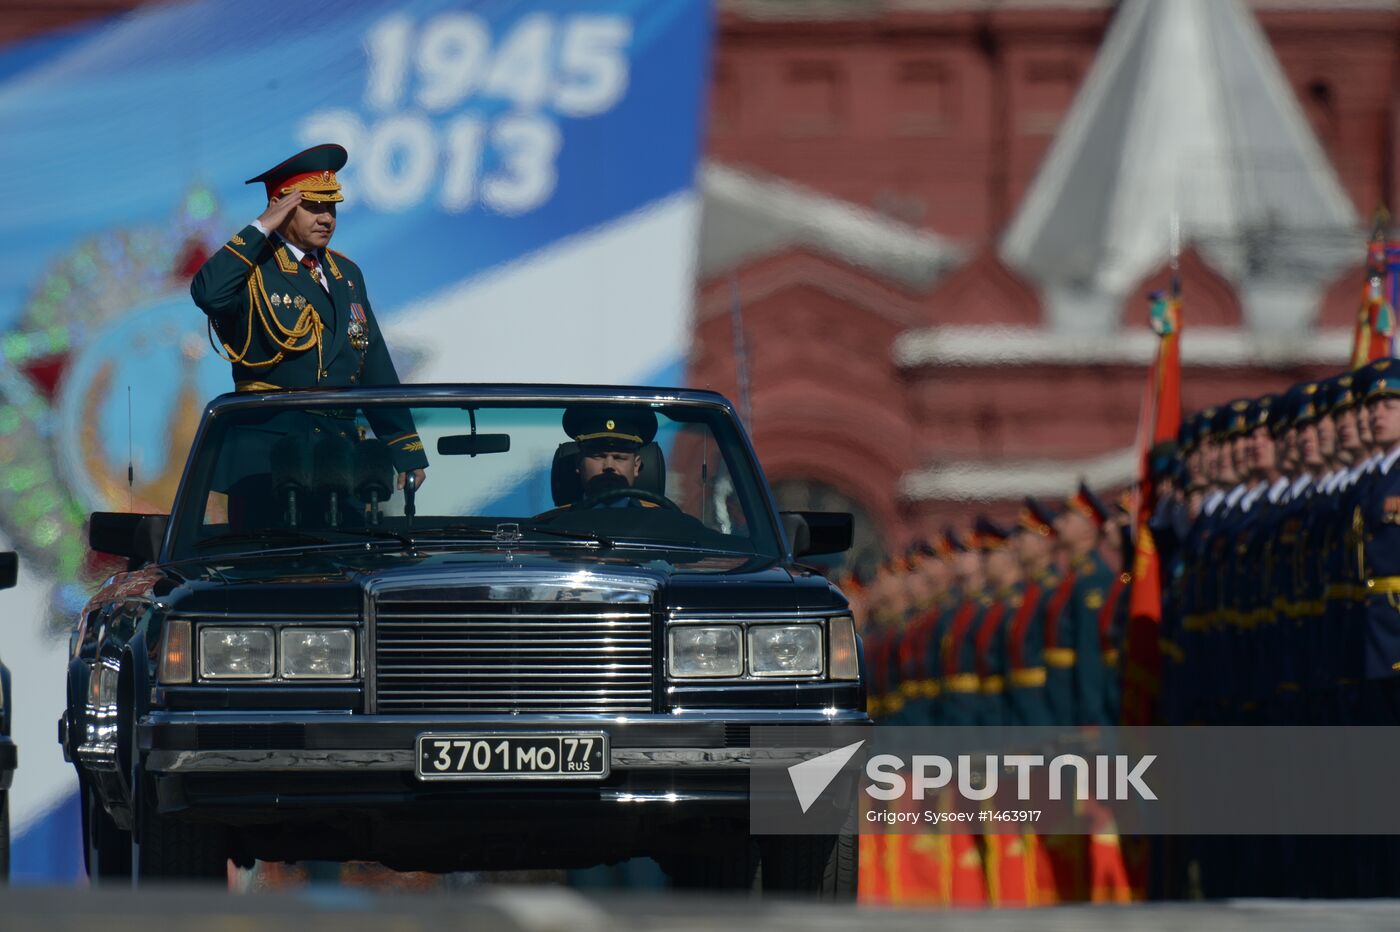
939;590;986;727
190;144;427;475
1006;568;1057;726
1043;484;1113;725
1007;498;1061;727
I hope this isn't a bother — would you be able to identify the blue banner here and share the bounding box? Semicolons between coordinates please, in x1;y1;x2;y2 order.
0;0;710;882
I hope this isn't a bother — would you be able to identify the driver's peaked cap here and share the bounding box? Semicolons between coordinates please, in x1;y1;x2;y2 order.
563;406;658;454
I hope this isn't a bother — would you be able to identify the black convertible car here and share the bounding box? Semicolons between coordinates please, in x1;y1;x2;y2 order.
62;385;866;893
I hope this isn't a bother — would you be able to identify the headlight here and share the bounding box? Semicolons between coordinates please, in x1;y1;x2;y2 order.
668;625;743;678
199;627;275;680
828;615;859;680
747;624;823;677
280;628;355;680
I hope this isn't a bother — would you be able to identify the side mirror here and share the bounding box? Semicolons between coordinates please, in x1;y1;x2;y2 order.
89;513;168;567
780;511;854;558
0;552;15;590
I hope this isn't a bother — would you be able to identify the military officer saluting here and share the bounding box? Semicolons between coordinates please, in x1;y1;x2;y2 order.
191;143;427;486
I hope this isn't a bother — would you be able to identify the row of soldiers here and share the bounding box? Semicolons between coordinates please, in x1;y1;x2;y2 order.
848;483;1130;730
1158;358;1400;900
842;356;1400;901
841;486;1140;906
1162;358;1400;729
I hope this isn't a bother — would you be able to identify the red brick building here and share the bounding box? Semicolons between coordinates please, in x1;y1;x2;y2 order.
691;0;1399;566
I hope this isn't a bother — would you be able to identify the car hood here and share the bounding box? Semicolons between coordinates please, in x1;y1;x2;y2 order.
152;546;842;616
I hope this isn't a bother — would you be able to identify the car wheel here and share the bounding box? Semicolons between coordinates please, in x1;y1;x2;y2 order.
757;797;859;900
130;778;228;884
757;828;858;900
1;790;10;884
660;834;760;891
83;783;131;883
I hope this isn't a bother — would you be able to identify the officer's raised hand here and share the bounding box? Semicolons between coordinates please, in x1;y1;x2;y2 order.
257;189;303;233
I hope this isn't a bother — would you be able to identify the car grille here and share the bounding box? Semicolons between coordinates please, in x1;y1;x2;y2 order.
372;597;656;714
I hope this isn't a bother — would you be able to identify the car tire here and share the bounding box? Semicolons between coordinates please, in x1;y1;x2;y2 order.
130;772;228;884
83;783;131;883
1;790;10;884
757;829;858;900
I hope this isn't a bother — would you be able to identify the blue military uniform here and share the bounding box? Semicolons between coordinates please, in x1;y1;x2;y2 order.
1356;360;1400;722
1156;415;1200;726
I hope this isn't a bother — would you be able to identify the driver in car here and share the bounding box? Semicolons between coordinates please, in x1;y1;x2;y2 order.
564;407;662;508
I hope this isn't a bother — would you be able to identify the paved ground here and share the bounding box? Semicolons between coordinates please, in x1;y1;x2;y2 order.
2;887;1400;932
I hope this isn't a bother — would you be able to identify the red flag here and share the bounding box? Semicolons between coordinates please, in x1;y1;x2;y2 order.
1350;216;1394;368
1121;286;1180;727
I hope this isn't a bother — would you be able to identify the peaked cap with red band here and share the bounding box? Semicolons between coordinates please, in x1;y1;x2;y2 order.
246;143;347;203
1017;497;1056;538
940;527;969;555
1064;480;1110;528
973;516;1010;551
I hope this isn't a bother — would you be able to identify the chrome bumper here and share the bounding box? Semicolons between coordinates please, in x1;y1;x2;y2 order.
145;745;820;773
139;709;869;775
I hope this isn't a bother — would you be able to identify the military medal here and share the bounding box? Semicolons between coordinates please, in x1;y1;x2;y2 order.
293;295;306;310
270;293;281;307
348;303;370;351
283;292;292;306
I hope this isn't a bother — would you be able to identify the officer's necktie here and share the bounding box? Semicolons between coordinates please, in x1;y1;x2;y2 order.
300;253;323;286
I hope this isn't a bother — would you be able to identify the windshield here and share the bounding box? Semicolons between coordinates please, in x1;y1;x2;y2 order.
167;399;781;561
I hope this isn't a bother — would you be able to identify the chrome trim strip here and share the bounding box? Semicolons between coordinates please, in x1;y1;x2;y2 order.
142;709;867;725
173;612;359;621
76;745;119;770
369;571;660;601
209;389;727;413
668;609;845;621
376;643;651;652
363;585;378;713
379;668;651;677
377;611;652;620
146;745;832;774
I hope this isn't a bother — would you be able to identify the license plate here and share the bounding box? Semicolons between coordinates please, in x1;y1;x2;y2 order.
415;732;609;781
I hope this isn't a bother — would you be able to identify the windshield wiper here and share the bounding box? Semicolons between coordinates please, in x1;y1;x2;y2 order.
194;528;337;550
404;525;499;540
194;527;414;551
320;527;415;547
516;523;613;549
